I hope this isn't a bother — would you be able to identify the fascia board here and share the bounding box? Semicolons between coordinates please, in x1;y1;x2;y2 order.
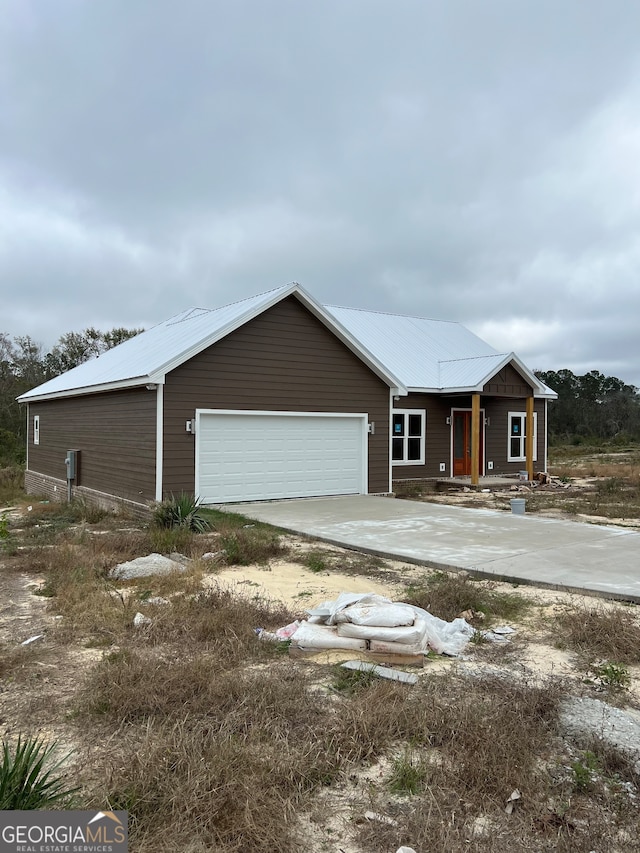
17;374;165;403
407;384;558;400
408;387;559;399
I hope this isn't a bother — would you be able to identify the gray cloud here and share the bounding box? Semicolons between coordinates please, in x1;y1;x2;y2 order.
1;0;640;385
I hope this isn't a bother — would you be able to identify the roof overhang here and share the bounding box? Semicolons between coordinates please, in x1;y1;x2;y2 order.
17;375;165;404
406;352;557;399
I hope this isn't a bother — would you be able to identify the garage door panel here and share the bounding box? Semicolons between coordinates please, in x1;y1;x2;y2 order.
197;412;366;503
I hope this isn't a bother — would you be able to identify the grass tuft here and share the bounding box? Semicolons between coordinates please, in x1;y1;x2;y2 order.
387;749;429;794
554;603;640;665
219;528;288;565
404;571;530;624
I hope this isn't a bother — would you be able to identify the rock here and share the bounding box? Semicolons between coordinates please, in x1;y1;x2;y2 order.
201;551;223;561
133;612;152;628
559;697;640;774
143;596;170;606
111;553;187;580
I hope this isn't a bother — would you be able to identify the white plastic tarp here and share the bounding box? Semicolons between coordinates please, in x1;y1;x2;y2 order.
299;592;475;656
290;622;367;651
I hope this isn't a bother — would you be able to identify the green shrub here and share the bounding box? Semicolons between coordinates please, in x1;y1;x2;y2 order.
152;493;210;532
0;735;79;809
305;551;327;573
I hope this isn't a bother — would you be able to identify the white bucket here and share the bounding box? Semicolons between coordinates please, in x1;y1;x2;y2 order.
510;498;526;515
518;470;528;481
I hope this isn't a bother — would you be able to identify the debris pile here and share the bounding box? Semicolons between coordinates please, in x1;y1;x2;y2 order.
509;471;571;492
277;592;475;658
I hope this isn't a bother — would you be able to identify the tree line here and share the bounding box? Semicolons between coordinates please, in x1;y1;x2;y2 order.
535;369;640;444
0;327;142;465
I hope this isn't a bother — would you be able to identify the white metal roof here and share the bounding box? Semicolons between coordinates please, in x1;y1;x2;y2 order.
325;306;555;397
19;285;556;402
18;284;406;402
325;306;497;389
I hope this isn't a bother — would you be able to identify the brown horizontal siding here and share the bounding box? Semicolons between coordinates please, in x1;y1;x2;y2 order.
392;394;453;479
484;398;546;474
26;389;156;503
393;393;546;478
163;295;390;497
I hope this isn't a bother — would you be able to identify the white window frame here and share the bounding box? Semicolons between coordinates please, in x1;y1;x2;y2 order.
507;411;537;462
391;408;426;466
33;415;40;445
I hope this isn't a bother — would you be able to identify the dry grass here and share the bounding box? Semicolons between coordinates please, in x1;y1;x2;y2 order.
218;527;288;565
84;672;567;852
302;547;390;577
553;603;640;665
404;572;531;624
82;653;308;723
101;717;328;853
142;583;294;652
0;643;38;680
353;676;640;853
3;500;640;852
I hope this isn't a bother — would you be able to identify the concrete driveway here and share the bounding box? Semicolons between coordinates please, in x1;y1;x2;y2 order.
224;495;640;602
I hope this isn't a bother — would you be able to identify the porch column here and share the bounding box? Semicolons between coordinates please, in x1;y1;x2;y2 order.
526;396;535;482
471;393;480;486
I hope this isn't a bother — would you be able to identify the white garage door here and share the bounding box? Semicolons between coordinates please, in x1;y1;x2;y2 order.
196;410;367;503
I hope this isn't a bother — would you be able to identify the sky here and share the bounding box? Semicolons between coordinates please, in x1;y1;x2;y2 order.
1;0;640;387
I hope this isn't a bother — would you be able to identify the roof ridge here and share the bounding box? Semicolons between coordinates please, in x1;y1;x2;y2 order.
166;283;299;326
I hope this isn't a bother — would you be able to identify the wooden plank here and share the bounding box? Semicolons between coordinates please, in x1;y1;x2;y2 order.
526;396;535;481
471;393;480;486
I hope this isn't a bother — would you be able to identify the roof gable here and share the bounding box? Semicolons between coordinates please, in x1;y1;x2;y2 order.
18;284;406;402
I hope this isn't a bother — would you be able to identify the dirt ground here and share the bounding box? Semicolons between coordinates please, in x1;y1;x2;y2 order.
2;523;639;743
394;475;640;529
2;484;640;853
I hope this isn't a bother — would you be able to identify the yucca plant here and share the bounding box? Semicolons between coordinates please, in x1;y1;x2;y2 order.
0;735;80;809
152;493;210;532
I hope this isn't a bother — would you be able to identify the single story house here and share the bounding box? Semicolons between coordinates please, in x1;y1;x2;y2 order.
18;283;557;512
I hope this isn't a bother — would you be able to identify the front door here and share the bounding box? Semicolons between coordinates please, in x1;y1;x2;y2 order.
452;411;484;476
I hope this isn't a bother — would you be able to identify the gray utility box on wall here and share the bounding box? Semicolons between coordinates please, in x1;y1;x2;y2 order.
65;449;81;483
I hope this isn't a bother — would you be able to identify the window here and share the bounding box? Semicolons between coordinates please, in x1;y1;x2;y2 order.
33;415;40;445
392;409;425;465
508;411;537;462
